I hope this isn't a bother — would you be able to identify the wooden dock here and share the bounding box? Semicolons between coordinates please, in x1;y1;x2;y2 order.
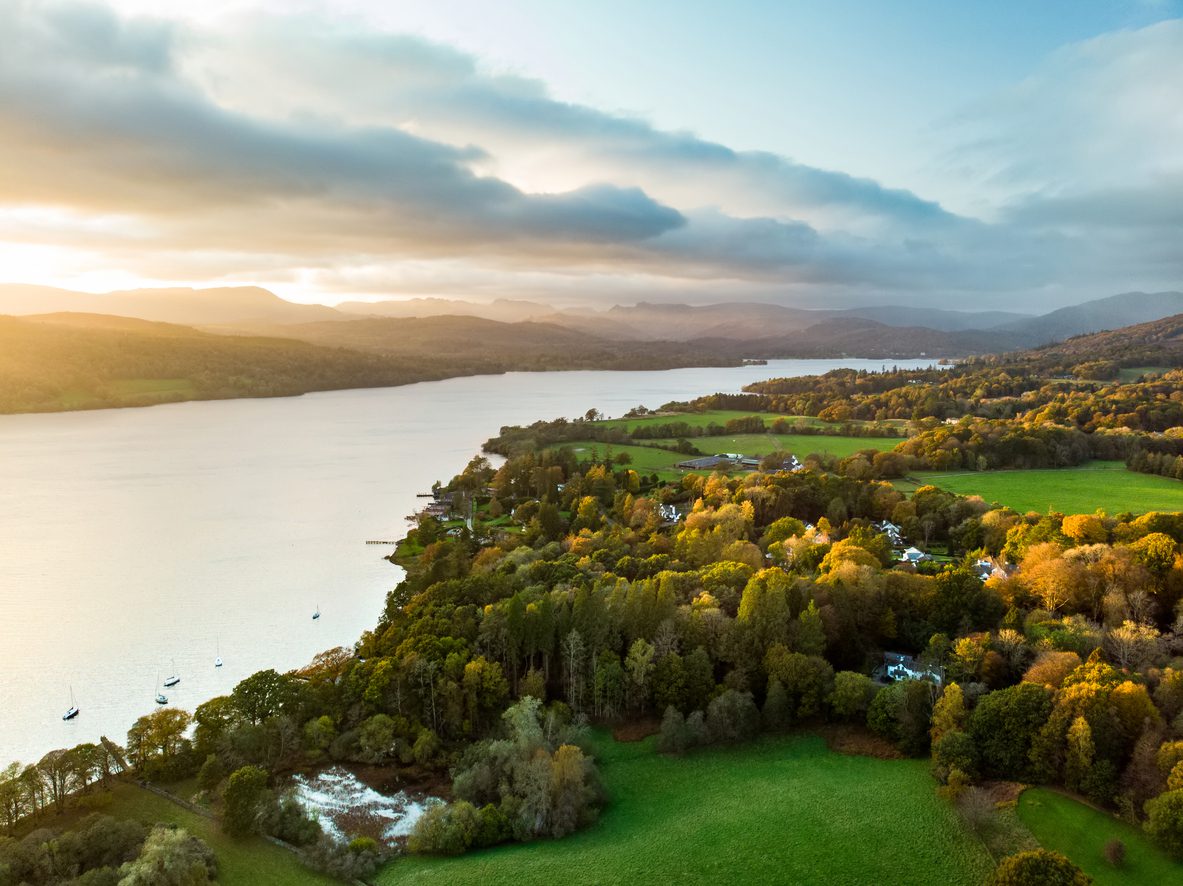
365;540;398;545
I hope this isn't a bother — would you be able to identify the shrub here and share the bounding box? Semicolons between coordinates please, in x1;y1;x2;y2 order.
1103;838;1125;868
658;706;689;754
197;754;224;792
988;849;1090;885
705;690;759;744
408;801;480;856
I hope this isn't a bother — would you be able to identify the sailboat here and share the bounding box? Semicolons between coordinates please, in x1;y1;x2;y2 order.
312;604;320;620
62;686;79;721
214;638;223;668
163;658;180;687
155;673;168;706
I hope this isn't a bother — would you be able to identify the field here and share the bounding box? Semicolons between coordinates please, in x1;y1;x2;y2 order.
649;432;900;459
558;432;898;479
32;781;334;886
1017;788;1183;885
380;733;994;886
595;409;907;433
1117;366;1172;383
896;461;1183;515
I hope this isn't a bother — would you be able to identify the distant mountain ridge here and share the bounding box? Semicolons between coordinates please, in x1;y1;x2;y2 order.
1;283;1180;357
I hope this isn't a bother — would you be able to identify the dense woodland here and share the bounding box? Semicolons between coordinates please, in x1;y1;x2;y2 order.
6;346;1183;884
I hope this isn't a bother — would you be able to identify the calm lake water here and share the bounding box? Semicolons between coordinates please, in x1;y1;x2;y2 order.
0;358;935;764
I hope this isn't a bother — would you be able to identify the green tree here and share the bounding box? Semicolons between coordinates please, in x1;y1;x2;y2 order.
1146;789;1183;859
222;765;270;837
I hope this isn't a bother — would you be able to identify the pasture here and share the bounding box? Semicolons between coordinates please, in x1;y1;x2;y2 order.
897;461;1183;515
380;733;993;886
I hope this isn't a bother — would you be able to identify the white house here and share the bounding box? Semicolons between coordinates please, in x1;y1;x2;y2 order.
899;546;930;564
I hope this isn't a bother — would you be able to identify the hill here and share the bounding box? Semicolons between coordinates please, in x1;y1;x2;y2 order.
1025;311;1183;366
996;291;1183;345
0;284;343;326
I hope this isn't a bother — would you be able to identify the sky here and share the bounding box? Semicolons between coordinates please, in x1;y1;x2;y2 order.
1;0;1181;310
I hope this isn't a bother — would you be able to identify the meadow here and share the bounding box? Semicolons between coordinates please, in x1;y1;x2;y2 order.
595;409;907;434
1017;788;1183;885
896;461;1183;515
380;733;994;886
648;431;899;460
28;781;334;886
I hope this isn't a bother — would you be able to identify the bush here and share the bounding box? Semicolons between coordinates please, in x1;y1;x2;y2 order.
988;849;1090;885
408;801;481;856
658;706;689;754
705;690;759;744
262;791;322;846
932;731;979;783
1103;838;1125;867
302;832;386;880
197;754;224;792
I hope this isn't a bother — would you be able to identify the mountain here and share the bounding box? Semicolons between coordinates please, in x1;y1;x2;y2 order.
841;304;1029;331
1025;312;1183;366
995;291;1183;345
0;284;342;326
335;297;555;323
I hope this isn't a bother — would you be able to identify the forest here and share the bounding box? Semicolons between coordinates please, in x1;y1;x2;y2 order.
5;349;1183;885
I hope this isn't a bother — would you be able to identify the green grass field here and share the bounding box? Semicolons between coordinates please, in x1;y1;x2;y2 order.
1117;366;1172;383
896;461;1183;515
380;733;993;886
1018;788;1183;885
39;781;334;886
596;409;907;434
650;432;900;460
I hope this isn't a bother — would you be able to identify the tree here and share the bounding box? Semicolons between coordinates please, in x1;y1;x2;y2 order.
988;850;1090;885
119;826;217;885
1146;789;1183;859
968;682;1052;780
829;672;875;722
1064;716;1094;794
794;600;826;656
624;639;656;711
231;670;294;724
658;706;690;754
762;678;791;731
931;683;967;744
222;765;270;837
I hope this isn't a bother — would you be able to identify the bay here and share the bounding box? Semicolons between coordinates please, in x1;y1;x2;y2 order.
0;358;935;764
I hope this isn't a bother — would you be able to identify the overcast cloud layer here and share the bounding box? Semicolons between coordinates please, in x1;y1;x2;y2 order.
1;1;1180;308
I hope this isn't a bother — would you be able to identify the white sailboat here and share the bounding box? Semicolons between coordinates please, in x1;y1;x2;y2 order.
163;658;180;687
62;686;79;721
215;638;223;668
155;672;168;706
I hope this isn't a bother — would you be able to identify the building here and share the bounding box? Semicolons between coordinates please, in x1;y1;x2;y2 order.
875;520;904;546
674;453;759;471
898;546;931;564
876;652;943;685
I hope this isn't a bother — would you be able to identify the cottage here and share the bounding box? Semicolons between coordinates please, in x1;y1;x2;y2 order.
877;652;943;685
898;546;930;564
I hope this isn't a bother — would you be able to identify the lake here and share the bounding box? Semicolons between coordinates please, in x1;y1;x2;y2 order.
0;358;935;764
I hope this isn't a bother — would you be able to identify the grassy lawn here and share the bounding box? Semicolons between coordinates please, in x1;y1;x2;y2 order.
896;461;1183;515
380;733;993;886
557;441;688;479
43;781;335;886
1018;788;1183;885
596;410;906;434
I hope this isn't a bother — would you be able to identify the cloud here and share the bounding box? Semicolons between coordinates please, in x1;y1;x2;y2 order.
0;2;1178;307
